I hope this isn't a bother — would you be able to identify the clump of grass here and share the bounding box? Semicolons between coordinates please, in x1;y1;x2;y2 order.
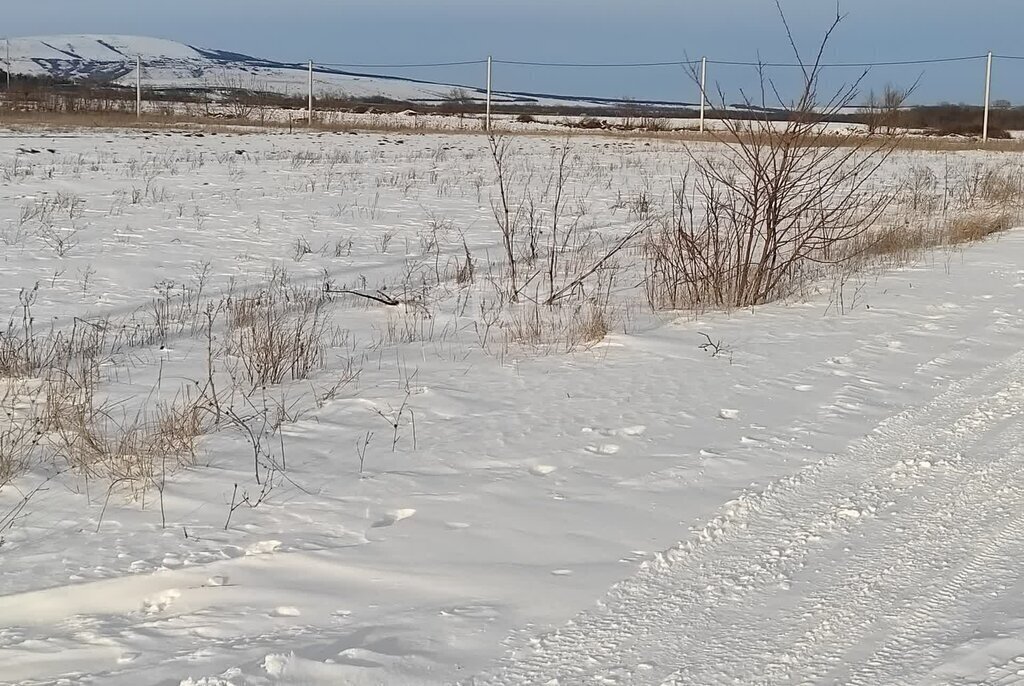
947;212;1012;243
47;385;206;486
226;280;330;389
503;297;616;354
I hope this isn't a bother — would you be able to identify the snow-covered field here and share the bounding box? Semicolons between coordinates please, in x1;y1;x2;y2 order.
1;127;1023;686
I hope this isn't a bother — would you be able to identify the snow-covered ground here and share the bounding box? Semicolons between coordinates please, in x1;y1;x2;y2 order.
1;127;1023;686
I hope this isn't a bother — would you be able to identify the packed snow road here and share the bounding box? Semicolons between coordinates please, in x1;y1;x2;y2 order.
469;341;1024;684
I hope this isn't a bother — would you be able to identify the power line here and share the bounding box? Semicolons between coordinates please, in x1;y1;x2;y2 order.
13;53;993;70
707;55;988;68
317;59;487;69
492;59;700;68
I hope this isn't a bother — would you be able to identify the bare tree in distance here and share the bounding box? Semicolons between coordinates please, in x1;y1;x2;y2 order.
208;69;272;121
865;82;918;135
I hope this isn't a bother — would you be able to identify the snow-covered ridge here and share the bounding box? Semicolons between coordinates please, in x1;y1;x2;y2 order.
2;34;681;108
3;34;469;102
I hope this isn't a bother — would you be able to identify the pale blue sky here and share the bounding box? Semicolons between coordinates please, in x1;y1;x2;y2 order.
6;0;1022;105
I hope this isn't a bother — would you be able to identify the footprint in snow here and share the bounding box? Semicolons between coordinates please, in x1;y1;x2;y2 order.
582;425;647;437
440;604;501;619
718;408;740;420
793;384;814;392
271;606;302;617
142;589;181;614
245;540;283;556
529;465;557;476
584;444;620;455
371;508;417;528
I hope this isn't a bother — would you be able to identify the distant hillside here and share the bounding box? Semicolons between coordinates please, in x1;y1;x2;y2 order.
1;34;697;110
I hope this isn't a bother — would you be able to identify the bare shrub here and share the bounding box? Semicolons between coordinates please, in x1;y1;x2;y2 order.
488;135;530;300
646;4;900;310
483;136;644;351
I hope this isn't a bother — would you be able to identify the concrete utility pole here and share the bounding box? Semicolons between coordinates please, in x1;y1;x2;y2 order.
485;56;493;132
136;55;142;118
982;51;993;143
699;56;707;134
308;60;314;125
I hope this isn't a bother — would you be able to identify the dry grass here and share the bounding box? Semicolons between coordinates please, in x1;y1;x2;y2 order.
947;213;1013;243
0;353;209;492
502;299;615;353
46;383;206;485
838;165;1020;269
226;279;330;389
844;223;930;265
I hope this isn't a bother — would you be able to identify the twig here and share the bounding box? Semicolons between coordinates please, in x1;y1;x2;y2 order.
223;474;276;531
325;288;400;306
356;431;373;474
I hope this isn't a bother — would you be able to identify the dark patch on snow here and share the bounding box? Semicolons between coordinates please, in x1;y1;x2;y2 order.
39;41;83;60
95;39;128;58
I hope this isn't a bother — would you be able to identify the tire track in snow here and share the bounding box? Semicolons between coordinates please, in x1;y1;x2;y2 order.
465;345;1024;686
838;424;1024;685
756;389;1024;684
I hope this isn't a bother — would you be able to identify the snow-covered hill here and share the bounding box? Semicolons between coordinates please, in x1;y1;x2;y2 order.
2;34;688;108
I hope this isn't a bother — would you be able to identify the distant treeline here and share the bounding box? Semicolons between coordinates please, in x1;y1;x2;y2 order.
0;69;1012;137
